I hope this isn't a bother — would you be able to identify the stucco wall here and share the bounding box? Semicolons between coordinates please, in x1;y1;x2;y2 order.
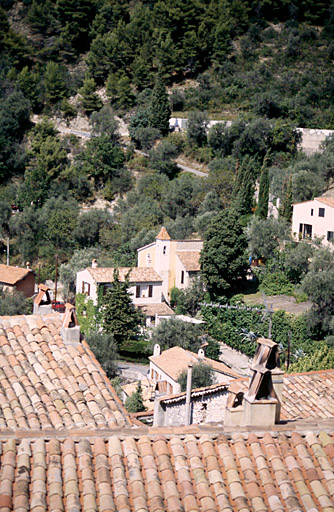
292;199;334;246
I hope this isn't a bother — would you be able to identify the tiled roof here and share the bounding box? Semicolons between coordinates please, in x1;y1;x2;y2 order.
149;346;240;380
0;264;33;285
282;369;334;420
136;302;175;316
315;196;334;207
2;430;334;511
87;266;163;283
176;250;201;271
160;382;229;403
156;226;171;240
230;369;334;421
0;314;131;431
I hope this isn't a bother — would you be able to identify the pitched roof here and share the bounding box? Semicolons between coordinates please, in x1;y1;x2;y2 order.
87;267;163;283
2;429;334;511
160;382;229;403
0;264;33;285
136;302;174;316
0;314;131;431
230;369;334;421
315;196;334;207
149;346;240;380
176;250;201;271
156;226;171;240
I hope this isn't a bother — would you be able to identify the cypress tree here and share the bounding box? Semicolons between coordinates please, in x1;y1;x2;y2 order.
148;74;171;136
279;174;293;222
256;151;270;219
232;156;256;216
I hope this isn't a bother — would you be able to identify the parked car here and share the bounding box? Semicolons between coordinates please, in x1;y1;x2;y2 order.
52;300;65;313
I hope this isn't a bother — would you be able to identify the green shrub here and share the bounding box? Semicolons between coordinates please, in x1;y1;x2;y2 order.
259;271;294;295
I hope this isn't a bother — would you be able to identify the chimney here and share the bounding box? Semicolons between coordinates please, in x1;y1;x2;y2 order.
197;348;205;360
184;362;193;426
92;259;98;268
225;338;283;428
33;284;52;315
26;261;30;270
153;344;161;357
60;304;80;346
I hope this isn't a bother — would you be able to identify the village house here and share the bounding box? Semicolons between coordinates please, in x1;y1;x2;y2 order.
149;344;241;395
76;261;174;326
137;227;203;299
292;196;334;246
0;262;35;297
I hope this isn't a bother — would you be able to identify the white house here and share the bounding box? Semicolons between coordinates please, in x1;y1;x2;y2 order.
137;227;203;299
149;344;241;395
292;196;334;246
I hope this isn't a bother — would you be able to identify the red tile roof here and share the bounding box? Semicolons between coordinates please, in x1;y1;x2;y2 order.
156;226;171;240
1;430;334;511
149;346;241;380
176;250;201;271
136;302;174;316
315;196;334;207
0;314;131;431
0;264;33;285
87;266;163;283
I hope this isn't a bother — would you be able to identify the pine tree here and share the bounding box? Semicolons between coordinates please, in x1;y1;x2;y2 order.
279;174;293;222
148;74;171;136
125;381;146;413
101;269;143;347
256;151;270;219
79;74;102;115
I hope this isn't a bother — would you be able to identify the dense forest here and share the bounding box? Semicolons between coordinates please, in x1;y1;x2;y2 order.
1;0;334;368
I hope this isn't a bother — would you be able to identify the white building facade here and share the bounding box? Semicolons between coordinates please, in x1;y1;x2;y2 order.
292;197;334;246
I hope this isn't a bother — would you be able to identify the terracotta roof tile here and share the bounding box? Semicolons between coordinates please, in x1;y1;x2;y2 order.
87;267;163;283
0;431;332;510
136;302;175;317
0;314;131;431
149;346;240;381
0;264;33;286
176;251;201;271
156;227;171;240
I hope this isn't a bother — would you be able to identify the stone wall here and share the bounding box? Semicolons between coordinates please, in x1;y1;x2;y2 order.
158;388;228;426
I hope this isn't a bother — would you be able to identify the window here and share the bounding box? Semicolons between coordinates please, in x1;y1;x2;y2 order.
328;231;334;242
311;209;313;216
181;270;184;284
148;285;153;298
136;285;140;298
319;208;325;217
163;246;166;254
82;282;90;295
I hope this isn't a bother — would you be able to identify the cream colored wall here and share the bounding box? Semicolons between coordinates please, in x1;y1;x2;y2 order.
149;361;181;394
292;200;334;247
175;257;188;289
76;269;98;304
137;244;156;268
130;282;162;304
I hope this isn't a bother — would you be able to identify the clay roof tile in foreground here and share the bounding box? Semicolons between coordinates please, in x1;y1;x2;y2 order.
0;264;33;285
0;314;131;431
87;266;163;283
149;345;241;380
176;250;201;271
2;430;334;511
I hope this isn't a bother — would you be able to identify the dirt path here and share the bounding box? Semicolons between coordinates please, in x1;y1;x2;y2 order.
244;294;313;315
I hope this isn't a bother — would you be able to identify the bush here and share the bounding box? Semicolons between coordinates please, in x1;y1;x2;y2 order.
259;270;294;295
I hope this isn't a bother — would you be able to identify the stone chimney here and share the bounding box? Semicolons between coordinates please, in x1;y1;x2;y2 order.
92;259;98;268
33;284;53;315
153;344;161;357
60;304;80;346
225;338;283;428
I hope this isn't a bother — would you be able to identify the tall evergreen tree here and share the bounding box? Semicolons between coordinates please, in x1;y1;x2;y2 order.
200;208;249;295
101;269;143;346
232;156;256;216
280;174;293;222
148;74;171;136
79;74;102;115
256;151;270;219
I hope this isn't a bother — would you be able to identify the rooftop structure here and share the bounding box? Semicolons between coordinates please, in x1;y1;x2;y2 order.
0;263;35;297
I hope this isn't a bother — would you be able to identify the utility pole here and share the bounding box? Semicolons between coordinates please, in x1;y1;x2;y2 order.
6;237;9;266
185;363;193;426
55;255;58;302
287;331;291;370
